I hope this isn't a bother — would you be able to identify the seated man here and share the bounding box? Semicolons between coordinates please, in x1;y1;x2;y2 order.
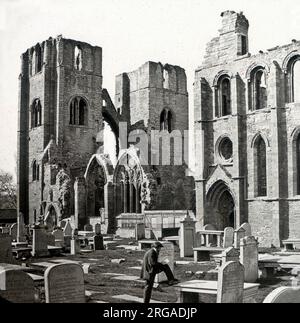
140;241;179;303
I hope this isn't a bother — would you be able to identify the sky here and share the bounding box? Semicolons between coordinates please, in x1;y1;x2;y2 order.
1;0;300;181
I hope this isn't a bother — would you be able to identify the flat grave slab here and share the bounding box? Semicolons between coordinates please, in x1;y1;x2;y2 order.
112;294;164;303
175;280;259;303
116;245;139;251
112;275;141;282
128;266;142;270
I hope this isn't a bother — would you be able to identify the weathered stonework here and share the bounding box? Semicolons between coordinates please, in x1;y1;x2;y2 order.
194;10;300;247
17;37;195;233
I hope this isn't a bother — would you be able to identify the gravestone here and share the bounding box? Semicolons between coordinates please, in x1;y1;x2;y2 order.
32;228;49;257
240;236;259;283
0;267;35;303
71;229;80;255
217;261;244;303
179;213;196;258
135;223;145;240
263;286;300;303
221;247;240;266
94;223;101;236
53;228;64;248
234;227;246;248
240;223;252;237
155;242;175;283
10;223;18;242
17;212;27;243
223;227;234;248
47;233;56;246
63;221;73;236
93;235;104;251
84;224;93;232
45;263;85;303
0;234;13;263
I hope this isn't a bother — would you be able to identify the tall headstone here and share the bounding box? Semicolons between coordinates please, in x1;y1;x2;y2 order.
0;267;35;303
234;227;246;248
9;223;18;242
135;223;145;240
93;235;104;251
63;221;73;236
155;242;175;283
217;261;244;303
221;247;240;266
240;223;252;237
223;227;234;248
17;212;26;243
53;228;64;248
94;223;101;236
45;263;85;303
32;228;49;257
179;213;196;258
263;287;300;303
0;234;13;263
70;229;80;255
240;236;259;283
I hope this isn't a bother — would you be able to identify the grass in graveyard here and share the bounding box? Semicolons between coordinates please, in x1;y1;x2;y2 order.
20;239;295;303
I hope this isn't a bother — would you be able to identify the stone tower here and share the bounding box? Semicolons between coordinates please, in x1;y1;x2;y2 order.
17;36;103;225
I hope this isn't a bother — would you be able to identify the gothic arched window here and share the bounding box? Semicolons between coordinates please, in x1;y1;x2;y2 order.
69;97;88;126
254;136;267;197
32;160;40;181
295;133;300;195
249;67;267;110
31;99;42;128
74;45;83;71
216;75;231;117
160;109;173;132
36;44;42;73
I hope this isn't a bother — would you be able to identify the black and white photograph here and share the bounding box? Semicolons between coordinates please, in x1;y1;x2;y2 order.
0;0;300;307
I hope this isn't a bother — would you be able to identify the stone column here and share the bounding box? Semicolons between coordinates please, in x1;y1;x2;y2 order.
74;177;86;230
129;183;134;213
17;212;26;243
124;181;128;213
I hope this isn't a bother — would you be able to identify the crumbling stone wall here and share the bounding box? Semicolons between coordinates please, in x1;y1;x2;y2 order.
194;10;300;247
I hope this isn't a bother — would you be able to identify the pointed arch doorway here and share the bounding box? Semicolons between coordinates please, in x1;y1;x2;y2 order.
207;180;236;230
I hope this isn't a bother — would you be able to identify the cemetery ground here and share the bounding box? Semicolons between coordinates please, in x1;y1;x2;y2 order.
21;238;293;304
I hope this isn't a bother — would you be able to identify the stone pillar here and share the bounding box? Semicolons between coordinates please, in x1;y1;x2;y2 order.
136;186;141;214
74;177;86;230
179;213;196;258
129;183;134;213
124;181;128;213
17;212;26;243
70;229;80;255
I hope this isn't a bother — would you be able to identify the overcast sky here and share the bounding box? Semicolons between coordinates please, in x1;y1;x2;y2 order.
1;0;300;180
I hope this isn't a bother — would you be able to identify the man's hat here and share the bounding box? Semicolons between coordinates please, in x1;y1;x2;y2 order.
152;241;164;248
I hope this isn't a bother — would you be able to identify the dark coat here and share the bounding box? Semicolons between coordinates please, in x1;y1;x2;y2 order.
140;248;159;280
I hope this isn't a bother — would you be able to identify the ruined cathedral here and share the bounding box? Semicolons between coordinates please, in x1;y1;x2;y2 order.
17;10;300;247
